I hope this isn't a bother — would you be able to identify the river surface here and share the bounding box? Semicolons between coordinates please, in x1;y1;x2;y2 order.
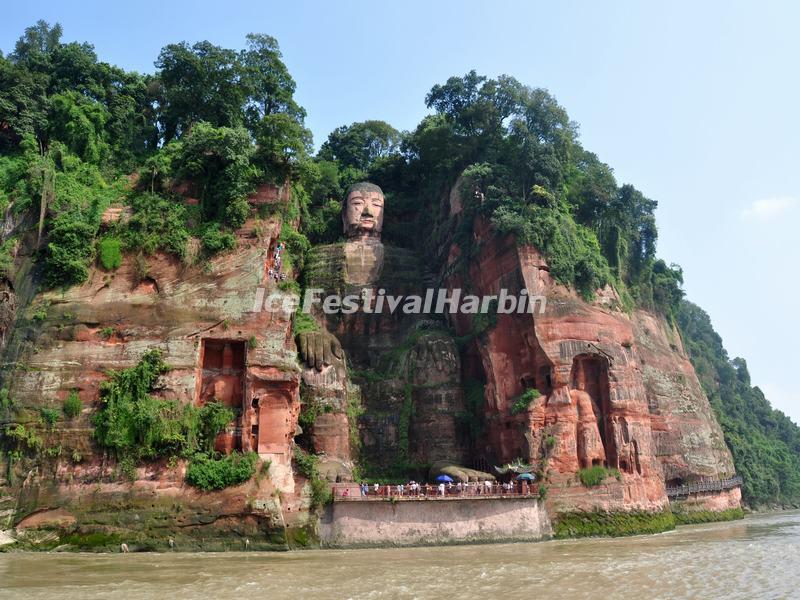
1;510;797;600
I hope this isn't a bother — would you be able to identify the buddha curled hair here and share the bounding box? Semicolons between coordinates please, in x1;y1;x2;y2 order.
344;182;384;201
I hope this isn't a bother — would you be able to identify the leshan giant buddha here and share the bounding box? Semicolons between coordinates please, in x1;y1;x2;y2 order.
296;182;493;483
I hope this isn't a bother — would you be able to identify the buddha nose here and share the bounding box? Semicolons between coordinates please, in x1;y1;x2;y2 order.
362;203;374;217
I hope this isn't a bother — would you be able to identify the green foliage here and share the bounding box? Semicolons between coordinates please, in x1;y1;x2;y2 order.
292;446;332;508
0;236;17;277
196;401;235;454
554;509;676;538
292;311;319;336
309;477;333;507
39;407;59;428
398;384;414;461
98;236;122;270
1;23;308;288
172;122;256;227
92;350;230;462
677;301;800;507
43;211;97;286
578;465;620;487
3;423;43;454
199;222;236;255
31;303;48;321
92;349;181;459
293;445;319;478
510;387;541;416
489;188;611;299
62;390;82;418
91;351;245;487
119;455;137;480
254;112;312;182
318;120;402;172
61;532;122;550
0;388;14;412
185;451;258;490
120;193;189;258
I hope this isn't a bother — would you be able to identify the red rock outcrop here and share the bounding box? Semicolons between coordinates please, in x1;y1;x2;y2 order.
444;214;738;514
0;212;310;545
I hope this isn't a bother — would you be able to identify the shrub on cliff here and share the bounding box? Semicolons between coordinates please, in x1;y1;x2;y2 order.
510;388;541;415
293;446;332;508
92;351;233;462
98;236;122;270
186;451;258;490
62;391;82;419
120;193;190;258
199;222;236;255
578;465;620;487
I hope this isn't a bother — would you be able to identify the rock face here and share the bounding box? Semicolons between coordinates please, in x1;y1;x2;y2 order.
0;181;741;549
0;208;313;546
442;214;739;513
301;240;470;477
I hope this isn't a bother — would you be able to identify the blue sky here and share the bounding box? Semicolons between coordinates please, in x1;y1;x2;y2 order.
3;1;798;422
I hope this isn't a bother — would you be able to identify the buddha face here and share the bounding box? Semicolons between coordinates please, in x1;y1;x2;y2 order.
343;184;384;238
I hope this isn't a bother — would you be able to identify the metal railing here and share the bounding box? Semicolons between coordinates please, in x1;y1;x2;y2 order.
333;482;540;502
666;475;742;498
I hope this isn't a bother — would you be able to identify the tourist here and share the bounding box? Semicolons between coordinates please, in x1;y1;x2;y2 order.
438;482;445;496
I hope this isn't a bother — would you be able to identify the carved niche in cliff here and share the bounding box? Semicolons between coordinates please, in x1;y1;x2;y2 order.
569;353;642;475
198;339;245;452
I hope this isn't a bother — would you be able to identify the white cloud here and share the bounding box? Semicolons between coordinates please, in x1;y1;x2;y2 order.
741;197;797;221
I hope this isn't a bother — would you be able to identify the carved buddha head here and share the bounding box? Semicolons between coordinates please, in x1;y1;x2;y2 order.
342;182;384;239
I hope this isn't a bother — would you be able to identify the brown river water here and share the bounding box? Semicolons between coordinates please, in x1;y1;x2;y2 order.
1;510;797;600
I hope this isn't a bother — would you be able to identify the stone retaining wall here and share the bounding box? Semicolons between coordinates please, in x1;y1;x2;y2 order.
319;497;551;547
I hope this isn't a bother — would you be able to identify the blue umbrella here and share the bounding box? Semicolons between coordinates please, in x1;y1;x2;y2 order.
516;473;536;481
435;474;454;483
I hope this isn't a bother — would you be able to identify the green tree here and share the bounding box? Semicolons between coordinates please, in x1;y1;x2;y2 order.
240;33;304;131
171;122;255;226
155;41;245;142
253;112;311;182
318;120;402;172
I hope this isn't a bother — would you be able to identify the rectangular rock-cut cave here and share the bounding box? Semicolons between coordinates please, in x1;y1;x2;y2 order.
198;339;247;452
248;380;295;455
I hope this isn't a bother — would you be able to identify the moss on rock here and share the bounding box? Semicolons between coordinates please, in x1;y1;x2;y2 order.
553;509;676;538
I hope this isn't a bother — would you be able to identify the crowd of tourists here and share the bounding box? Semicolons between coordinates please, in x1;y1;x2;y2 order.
267;241;286;282
337;479;536;499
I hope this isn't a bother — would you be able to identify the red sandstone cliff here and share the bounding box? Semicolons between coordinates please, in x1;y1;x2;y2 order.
443;211;739;514
0;182;741;549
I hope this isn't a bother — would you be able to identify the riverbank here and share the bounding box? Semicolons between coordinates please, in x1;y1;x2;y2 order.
0;502;749;553
1;511;797;600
